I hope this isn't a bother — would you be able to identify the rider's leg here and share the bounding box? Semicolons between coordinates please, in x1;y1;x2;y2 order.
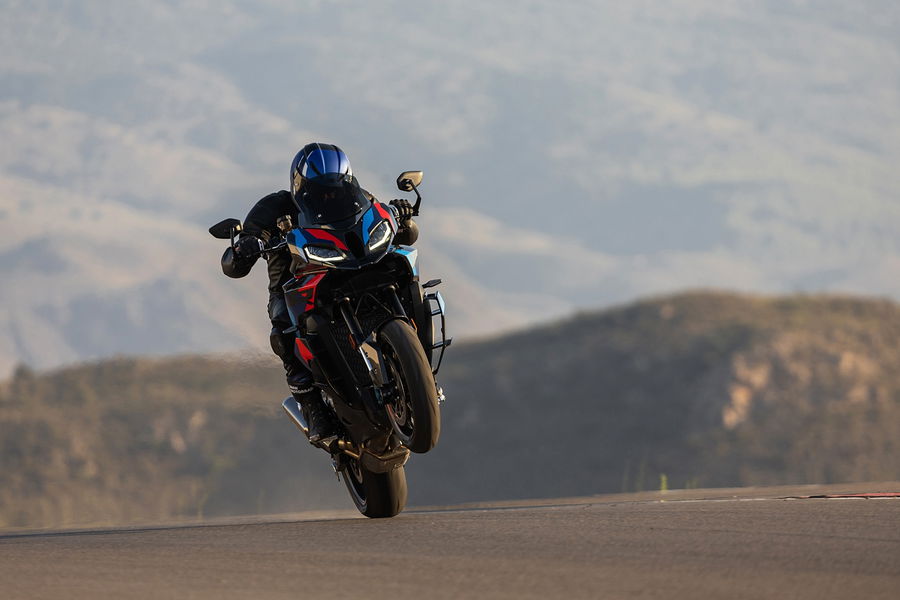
268;294;337;442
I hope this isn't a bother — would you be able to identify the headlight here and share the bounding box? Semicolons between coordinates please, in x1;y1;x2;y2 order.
367;220;393;251
304;245;347;264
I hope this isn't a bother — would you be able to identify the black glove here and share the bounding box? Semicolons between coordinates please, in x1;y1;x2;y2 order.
233;234;264;258
390;198;414;222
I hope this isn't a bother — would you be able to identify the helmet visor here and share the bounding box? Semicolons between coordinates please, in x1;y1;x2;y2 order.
297;175;369;227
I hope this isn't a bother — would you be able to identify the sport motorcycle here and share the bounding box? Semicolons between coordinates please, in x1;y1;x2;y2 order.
209;171;449;518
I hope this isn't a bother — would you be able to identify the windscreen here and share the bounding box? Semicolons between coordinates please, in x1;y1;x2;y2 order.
297;176;369;227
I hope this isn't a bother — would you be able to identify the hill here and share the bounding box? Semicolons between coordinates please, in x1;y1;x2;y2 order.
2;291;899;529
415;291;900;502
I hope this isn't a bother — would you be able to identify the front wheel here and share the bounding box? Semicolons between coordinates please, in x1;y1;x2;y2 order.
380;319;440;453
343;460;407;518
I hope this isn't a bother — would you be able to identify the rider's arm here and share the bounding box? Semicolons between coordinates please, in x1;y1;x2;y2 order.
389;198;419;246
221;192;289;279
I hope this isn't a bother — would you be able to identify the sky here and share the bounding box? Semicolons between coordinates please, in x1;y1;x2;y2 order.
1;0;899;374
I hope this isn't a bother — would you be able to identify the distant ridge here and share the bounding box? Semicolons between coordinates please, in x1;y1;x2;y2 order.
2;291;898;529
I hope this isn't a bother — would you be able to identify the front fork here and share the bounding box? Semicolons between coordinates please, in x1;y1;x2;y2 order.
337;297;383;386
336;284;411;384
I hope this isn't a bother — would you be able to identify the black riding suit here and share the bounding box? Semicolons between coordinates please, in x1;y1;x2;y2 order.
230;191;310;391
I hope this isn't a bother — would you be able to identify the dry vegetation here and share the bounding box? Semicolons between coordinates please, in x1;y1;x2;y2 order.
2;292;899;529
0;356;344;529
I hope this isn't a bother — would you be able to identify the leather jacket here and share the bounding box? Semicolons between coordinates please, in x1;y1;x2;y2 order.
221;190;297;295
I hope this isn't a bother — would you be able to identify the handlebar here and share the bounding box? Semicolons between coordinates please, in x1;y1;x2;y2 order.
231;196;418;260
262;239;288;255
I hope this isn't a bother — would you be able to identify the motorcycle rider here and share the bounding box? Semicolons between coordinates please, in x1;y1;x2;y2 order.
220;143;418;442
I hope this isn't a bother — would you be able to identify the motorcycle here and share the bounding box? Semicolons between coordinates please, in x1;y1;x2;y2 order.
209;171;450;518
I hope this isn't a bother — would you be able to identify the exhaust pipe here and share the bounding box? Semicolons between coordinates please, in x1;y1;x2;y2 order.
281;397;310;439
282;397;407;473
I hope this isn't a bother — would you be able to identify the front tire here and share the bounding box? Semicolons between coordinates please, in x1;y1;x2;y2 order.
380;319;440;453
343;460;408;518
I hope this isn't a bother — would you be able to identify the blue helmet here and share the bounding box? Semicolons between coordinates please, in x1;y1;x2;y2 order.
290;143;353;199
290;143;368;226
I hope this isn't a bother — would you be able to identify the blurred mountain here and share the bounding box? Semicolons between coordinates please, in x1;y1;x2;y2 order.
2;291;898;529
412;290;900;503
2;2;900;376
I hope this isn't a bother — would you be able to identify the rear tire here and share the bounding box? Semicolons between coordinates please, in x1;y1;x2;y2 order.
342;460;407;518
380;319;440;453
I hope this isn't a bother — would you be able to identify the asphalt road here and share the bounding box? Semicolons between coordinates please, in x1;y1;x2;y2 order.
2;487;898;599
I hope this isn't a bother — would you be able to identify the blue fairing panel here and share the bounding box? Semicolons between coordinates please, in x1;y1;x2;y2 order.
392;246;419;276
361;205;377;243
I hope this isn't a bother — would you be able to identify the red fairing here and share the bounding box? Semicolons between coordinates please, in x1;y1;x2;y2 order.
374;202;392;221
295;338;314;362
306;228;349;251
298;271;327;312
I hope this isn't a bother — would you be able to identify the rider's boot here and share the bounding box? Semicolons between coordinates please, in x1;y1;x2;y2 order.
291;384;338;444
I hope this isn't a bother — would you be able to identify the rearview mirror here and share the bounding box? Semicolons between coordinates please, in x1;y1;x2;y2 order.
209;218;242;240
397;171;423;192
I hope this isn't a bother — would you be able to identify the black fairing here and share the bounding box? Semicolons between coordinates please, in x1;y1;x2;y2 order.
284;250;425;446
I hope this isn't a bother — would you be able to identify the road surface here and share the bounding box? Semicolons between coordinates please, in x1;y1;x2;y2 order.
2;485;898;599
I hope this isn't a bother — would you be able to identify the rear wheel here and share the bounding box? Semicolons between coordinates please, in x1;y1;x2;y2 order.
380;319;440;453
342;459;407;518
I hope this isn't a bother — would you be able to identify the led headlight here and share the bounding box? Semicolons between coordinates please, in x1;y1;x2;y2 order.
367;220;393;251
304;245;347;264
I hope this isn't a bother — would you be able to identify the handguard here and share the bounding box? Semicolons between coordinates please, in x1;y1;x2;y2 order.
394;219;419;246
220;246;257;278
